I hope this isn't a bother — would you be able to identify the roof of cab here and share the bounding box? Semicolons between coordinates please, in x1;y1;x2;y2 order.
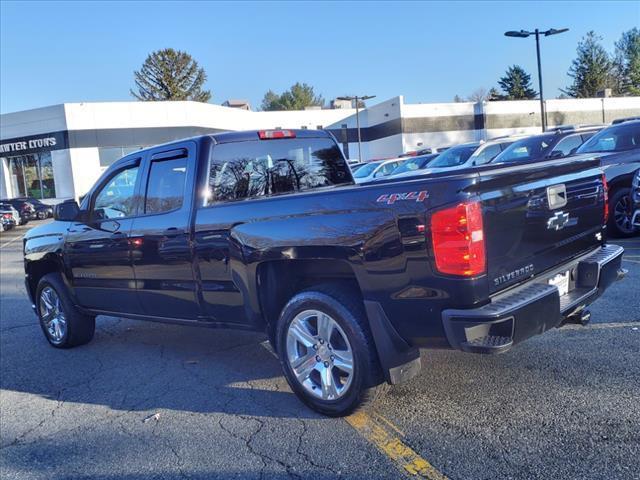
110;129;334;169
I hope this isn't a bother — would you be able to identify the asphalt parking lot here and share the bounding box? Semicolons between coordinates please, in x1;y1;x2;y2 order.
1;222;638;480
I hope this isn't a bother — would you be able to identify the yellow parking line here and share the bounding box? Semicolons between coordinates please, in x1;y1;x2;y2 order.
371;410;406;436
345;410;448;479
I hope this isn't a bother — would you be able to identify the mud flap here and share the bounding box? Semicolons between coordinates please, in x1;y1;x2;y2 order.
364;300;421;385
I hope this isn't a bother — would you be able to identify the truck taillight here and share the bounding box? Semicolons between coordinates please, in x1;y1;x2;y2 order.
431;201;486;277
602;174;609;224
258;130;296;140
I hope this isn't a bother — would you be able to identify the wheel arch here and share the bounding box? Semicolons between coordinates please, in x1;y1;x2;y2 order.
256;259;363;349
25;254;65;303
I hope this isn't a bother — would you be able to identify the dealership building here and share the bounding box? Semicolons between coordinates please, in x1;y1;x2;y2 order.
1;96;639;203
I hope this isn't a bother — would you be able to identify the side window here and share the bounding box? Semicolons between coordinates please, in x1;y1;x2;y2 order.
207;137;350;204
144;157;187;214
473;144;502;165
549;135;583;158
93;164;139;220
581;132;596;142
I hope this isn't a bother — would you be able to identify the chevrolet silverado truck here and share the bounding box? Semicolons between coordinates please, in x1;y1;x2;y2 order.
23;129;626;416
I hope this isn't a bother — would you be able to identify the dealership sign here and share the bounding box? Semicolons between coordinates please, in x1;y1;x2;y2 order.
0;131;68;156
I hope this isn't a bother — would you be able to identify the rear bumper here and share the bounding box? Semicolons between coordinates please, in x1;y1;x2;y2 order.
442;244;625;354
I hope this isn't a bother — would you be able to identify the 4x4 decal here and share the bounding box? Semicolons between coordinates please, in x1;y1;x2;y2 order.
376;191;429;205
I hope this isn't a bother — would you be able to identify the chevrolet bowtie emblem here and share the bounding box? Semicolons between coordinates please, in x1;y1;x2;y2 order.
547;211;570;230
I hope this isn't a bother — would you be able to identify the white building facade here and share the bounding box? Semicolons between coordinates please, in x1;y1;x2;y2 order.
2;97;639;202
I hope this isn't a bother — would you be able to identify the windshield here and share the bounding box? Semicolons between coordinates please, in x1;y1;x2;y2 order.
428;145;478;168
391;155;434;175
577;123;640;153
493;135;555;164
353;161;382;178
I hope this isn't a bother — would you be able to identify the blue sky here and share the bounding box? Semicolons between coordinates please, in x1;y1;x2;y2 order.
1;0;638;113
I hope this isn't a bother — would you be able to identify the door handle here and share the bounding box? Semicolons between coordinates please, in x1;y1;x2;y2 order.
110;231;127;239
163;227;181;238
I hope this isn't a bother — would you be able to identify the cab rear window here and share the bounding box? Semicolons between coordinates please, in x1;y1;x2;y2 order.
206;138;351;204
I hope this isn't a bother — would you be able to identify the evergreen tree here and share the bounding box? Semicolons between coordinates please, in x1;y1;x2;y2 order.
562;31;614;98
131;49;211;102
497;65;537;99
487;87;505;101
261;83;324;111
612;28;640;95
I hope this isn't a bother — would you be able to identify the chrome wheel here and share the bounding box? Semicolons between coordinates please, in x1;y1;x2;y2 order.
286;309;354;400
39;286;67;343
614;194;634;234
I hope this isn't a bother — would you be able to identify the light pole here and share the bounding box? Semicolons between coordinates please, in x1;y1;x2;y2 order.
504;28;569;132
337;95;376;161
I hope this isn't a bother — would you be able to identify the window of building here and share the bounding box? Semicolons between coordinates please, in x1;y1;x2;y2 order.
206;137;350;205
5;152;56;199
93;165;139;219
144;157;187;214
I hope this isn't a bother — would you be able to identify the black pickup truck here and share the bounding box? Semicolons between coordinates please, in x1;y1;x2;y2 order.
23;129;626;416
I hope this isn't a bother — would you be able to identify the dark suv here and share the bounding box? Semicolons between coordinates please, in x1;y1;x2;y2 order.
575;120;640;236
631;169;640;231
491;126;603;165
12;197;54;219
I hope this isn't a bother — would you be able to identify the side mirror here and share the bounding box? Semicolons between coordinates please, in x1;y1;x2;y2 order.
54;200;81;221
548;151;564;159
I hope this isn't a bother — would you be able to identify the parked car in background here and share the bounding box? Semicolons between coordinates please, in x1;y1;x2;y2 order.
401;147;436;157
415;136;522;176
349;162;367;172
12;197;54;219
0;198;35;225
352;158;407;183
612;116;640;125
490;126;603;165
0;203;18;231
574;120;640;237
631;169;640;231
388;153;438;179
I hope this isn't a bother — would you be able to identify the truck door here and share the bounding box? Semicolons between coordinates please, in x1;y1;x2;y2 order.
129;142;200;319
65;158;143;314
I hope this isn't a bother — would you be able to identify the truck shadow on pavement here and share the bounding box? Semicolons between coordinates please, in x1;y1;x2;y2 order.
0;296;319;421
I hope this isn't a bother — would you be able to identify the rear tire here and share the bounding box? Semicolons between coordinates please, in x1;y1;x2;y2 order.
276;284;386;417
36;273;95;348
608;188;636;238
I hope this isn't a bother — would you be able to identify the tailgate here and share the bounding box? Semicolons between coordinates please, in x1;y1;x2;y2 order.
478;159;605;294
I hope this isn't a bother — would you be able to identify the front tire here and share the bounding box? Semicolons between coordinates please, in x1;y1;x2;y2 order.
276;284;385;417
36;273;95;348
608;188;636;237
